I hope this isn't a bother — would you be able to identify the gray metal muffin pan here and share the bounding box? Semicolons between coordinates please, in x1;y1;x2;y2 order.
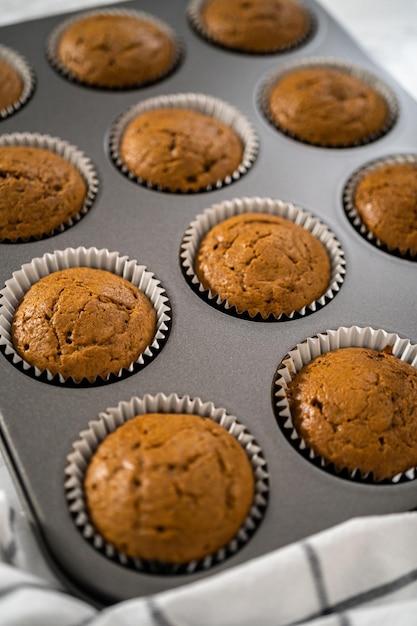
1;0;417;606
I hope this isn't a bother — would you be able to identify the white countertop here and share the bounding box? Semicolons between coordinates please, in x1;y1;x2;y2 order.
0;0;417;585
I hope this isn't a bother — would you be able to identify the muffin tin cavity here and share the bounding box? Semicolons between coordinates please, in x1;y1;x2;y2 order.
65;392;269;575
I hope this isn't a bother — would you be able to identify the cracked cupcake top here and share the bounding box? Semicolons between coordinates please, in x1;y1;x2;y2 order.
268;66;389;147
84;412;254;563
11;267;156;382
199;0;311;53
194;212;331;317
118;107;244;192
353;161;417;256
56;13;177;88
0;146;87;242
286;347;417;480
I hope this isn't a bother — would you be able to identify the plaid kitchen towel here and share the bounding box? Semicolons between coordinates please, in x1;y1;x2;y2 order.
1;490;417;625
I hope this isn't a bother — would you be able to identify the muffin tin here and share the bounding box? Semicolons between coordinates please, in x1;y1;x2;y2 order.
0;0;417;606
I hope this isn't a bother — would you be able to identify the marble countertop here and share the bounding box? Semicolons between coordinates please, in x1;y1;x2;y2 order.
0;0;416;585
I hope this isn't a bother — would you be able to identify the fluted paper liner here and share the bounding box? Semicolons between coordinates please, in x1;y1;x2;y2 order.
273;325;417;483
259;56;399;148
65;392;269;574
0;44;35;119
0;247;171;385
187;0;316;55
343;154;417;260
0;132;99;242
180;196;346;321
109;92;259;193
46;8;183;90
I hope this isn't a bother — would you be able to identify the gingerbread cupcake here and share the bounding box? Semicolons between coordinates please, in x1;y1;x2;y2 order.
66;393;269;572
260;58;397;147
0;133;97;242
110;93;258;193
181;197;346;320
0;248;171;384
0;44;35;119
188;0;313;54
47;9;181;89
274;326;417;483
343;155;417;258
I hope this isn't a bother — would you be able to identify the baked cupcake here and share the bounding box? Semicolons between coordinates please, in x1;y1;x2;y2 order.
0;59;23;111
66;392;269;572
0;247;171;384
344;156;417;258
181;197;346;320
48;9;181;89
0;134;97;242
0;45;35;119
261;59;397;147
111;94;258;193
11;267;156;383
85;412;254;563
188;0;312;54
274;326;417;483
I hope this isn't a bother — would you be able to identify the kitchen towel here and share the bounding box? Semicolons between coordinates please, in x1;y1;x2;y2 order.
1;490;417;625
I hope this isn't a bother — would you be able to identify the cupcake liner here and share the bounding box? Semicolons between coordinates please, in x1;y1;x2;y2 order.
180;196;346;321
46;8;183;90
0;44;36;119
259;56;399;148
65;392;269;575
0;247;171;385
0;132;99;243
343;153;417;260
109;92;259;193
273;325;417;484
187;0;316;55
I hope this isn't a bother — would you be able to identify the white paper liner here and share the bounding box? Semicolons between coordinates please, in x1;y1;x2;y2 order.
343;154;417;260
109;92;259;193
180;196;346;321
0;132;99;242
0;247;171;384
65;392;269;574
273;325;417;483
46;8;183;89
187;0;316;55
0;44;36;119
259;56;399;147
